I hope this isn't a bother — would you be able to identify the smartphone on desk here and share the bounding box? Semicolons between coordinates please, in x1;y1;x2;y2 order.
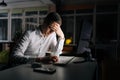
33;64;56;74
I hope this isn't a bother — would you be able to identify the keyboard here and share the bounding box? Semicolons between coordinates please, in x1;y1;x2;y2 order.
72;57;85;63
54;56;74;66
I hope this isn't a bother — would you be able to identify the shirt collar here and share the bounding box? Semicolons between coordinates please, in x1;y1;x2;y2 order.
36;27;55;37
36;28;43;37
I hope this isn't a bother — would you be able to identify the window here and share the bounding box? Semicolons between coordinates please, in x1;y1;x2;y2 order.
24;7;48;31
0;7;49;42
0;19;8;40
61;9;93;45
0;10;8;41
96;5;118;43
11;19;22;40
62;16;74;44
11;9;23;40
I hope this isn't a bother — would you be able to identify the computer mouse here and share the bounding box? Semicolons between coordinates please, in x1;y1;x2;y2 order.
31;62;42;68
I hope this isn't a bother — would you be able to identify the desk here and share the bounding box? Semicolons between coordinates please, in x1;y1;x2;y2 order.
0;58;97;80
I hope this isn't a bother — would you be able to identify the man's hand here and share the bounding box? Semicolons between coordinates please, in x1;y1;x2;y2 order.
36;56;58;63
50;22;64;39
51;56;58;62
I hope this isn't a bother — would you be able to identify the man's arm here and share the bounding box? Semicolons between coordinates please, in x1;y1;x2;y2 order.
50;22;65;56
11;31;31;64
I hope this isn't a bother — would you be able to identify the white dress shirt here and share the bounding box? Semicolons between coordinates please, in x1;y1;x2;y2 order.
14;28;65;60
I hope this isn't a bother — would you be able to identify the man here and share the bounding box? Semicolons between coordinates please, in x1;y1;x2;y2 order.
11;12;65;64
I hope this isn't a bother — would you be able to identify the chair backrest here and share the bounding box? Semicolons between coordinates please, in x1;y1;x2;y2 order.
77;19;93;54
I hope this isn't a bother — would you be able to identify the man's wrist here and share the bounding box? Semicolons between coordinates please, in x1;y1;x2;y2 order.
59;36;65;40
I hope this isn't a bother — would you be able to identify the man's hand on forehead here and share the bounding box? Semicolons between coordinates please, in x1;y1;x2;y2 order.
50;22;60;32
50;22;64;39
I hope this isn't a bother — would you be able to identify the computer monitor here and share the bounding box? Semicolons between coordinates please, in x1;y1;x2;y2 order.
77;19;93;54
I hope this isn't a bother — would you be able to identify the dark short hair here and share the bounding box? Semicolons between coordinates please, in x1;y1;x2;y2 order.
43;12;62;26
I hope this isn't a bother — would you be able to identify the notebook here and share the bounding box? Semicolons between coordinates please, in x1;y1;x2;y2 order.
54;56;74;66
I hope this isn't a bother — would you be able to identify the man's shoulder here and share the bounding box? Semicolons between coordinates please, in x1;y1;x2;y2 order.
25;28;39;33
22;29;38;37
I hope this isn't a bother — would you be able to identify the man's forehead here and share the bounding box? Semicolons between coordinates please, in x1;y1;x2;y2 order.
51;22;60;26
